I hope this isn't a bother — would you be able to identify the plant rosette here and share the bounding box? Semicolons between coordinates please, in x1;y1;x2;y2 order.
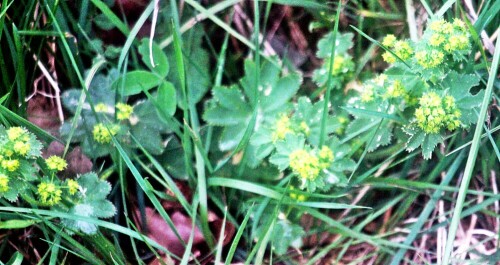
59;172;116;235
203;59;301;152
349;18;483;159
249;97;341;168
381;18;471;82
269;134;355;192
404;72;483;159
312;32;355;88
0;126;42;201
0;126;115;235
61;70;169;158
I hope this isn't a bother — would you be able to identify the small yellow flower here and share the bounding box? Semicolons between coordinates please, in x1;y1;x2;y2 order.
393;40;413;60
443;95;456;110
67;179;79;195
452;19;466;32
331;56;344;75
13;141;31;156
7;127;27;141
415;50;444;68
444;34;469;52
429;19;446;32
1;159;20;172
419;91;442;107
3;149;13;157
46;156;67;171
95;103;108;113
338;116;348;124
429;33;445;47
382;52;396;64
441;22;454;34
382;34;397;47
0;174;9;193
37;182;62;206
272;114;293;142
299;122;310;136
93;123;120;144
318;146;334;169
385;80;405;98
115;103;134;120
289;149;320;180
289;186;307;201
361;84;374;102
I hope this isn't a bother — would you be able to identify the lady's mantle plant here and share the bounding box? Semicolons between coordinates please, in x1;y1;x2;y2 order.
351;18;484;159
204;58;355;192
0;126;115;234
60;69;170;158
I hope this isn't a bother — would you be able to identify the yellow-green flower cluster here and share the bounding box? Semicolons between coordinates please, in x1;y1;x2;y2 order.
67;179;79;195
415;49;445;69
382;34;397;47
385;80;406;98
95;103;109;113
382;35;413;64
93;123;120;144
0;127;34;172
272;114;310;142
1;159;19;172
6;127;31;156
273;114;293;141
415;19;470;69
429;19;469;51
46;156;67;171
318;146;334;169
289;149;320;180
289;146;334;181
95;102;133;121
360;76;408;103
37;182;62;206
289;186;307;201
414;92;461;134
0;173;9;193
327;55;353;76
361;84;375;102
115;103;134;120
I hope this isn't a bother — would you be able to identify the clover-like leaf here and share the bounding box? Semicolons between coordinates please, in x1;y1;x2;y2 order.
138;38;169;77
156;82;177;117
114;70;164;96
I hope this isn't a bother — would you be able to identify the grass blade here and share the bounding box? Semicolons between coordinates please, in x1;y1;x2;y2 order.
442;30;500;265
89;0;129;35
319;2;341;146
224;204;254;265
391;151;465;264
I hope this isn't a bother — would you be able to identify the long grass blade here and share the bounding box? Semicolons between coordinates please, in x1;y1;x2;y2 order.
319;3;341;146
442;30;500;265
